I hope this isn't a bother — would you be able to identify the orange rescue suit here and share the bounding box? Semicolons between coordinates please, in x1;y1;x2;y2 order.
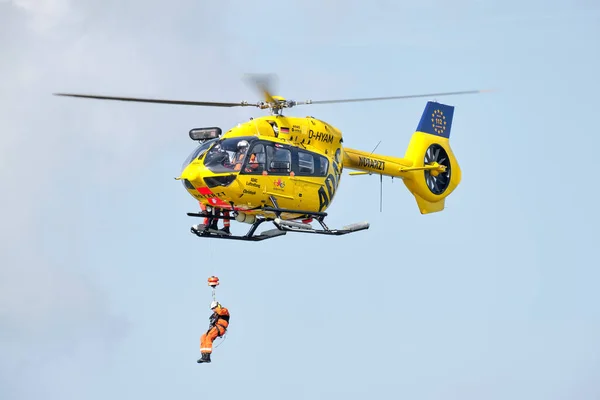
200;305;230;354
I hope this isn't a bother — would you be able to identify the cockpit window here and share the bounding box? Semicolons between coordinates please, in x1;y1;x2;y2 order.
204;137;254;173
181;138;218;172
197;138;218;159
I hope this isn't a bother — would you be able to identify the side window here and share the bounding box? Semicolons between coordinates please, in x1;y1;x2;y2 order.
267;145;291;174
242;143;266;174
298;151;315;175
318;156;329;176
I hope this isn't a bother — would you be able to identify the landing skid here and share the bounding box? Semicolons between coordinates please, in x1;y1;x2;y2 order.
273;218;369;236
188;214;286;242
187;206;369;242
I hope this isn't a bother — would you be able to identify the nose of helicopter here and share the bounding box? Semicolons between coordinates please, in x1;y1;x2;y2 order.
179;162;243;207
179;162;240;192
180;163;200;182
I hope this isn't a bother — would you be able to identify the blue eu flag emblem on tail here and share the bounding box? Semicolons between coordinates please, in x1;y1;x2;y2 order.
416;101;454;138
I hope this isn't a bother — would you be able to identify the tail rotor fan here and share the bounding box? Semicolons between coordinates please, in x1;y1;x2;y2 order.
424;144;451;195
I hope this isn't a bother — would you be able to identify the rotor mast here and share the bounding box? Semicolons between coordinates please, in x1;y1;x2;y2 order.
257;96;300;116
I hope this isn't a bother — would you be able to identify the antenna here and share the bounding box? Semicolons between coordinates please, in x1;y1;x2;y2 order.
380;173;383;212
370;141;381;154
370;141;383;213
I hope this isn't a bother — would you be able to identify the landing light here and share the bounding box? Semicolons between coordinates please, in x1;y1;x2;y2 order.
189;127;222;141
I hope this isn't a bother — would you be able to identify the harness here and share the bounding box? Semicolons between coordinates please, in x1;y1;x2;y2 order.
207;312;230;336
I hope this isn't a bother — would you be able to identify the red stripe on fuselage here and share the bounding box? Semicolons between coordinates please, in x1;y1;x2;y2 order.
196;186;231;208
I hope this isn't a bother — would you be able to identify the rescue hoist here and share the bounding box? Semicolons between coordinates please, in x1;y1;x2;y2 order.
207;275;219;302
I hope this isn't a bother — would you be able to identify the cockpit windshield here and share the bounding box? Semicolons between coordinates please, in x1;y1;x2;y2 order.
181;138;218;172
204;137;254;173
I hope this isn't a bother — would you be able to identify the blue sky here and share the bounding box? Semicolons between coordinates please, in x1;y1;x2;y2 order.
1;1;600;399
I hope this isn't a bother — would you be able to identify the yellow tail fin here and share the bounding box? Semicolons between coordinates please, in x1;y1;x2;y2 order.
402;101;461;214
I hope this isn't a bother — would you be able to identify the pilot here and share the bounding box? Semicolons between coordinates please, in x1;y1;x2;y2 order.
198;301;230;364
206;142;228;166
245;152;260;172
233;140;249;171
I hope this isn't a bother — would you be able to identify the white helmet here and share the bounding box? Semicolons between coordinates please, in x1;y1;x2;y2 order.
237;140;249;150
210;301;219;309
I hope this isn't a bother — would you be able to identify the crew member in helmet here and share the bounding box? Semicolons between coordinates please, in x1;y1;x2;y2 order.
233;140;249;171
198;301;230;364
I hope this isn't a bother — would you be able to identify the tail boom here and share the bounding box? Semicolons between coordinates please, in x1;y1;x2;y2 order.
342;147;450;181
342;149;417;178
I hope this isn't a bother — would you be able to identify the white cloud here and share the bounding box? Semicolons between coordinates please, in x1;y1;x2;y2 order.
7;0;74;32
0;2;188;397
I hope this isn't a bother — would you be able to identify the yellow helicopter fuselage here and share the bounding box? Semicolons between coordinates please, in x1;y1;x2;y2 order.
179;99;462;221
179;114;345;220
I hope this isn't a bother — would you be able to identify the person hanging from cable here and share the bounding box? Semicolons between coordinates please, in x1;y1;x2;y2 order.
197;300;230;364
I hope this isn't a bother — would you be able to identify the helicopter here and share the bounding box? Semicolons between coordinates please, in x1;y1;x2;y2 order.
54;74;488;241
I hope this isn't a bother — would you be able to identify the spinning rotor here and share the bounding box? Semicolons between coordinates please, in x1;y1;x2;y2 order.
54;73;489;116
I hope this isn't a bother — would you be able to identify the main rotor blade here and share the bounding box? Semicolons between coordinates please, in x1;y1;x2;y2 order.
53;93;253;107
298;89;491;105
243;73;278;104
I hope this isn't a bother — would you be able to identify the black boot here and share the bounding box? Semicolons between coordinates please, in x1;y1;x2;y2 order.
197;353;211;363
